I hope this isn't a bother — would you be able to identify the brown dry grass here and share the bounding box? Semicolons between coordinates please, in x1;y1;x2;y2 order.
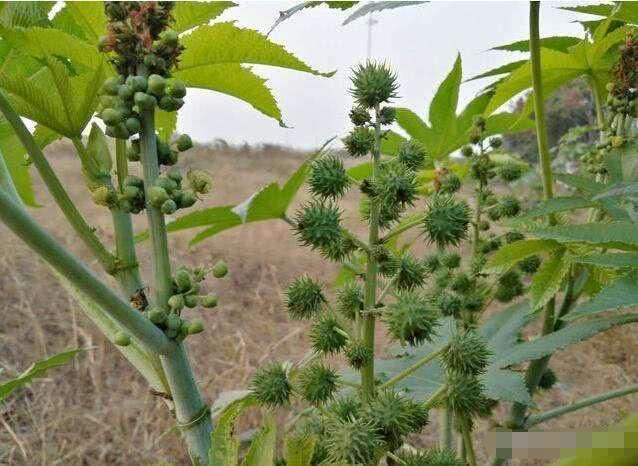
0;142;636;465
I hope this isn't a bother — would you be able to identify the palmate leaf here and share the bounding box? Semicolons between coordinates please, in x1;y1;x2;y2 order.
483;239;560;274
341;1;426;26
172;1;236;33
528;222;638;251
390;56;533;161
0;349;83;401
516;197;596;220
566;271;638;321
209;392;258;466
285;435;317;466
530;250;570;310
492;36;581;53
0;1;53;28
241;415;277;466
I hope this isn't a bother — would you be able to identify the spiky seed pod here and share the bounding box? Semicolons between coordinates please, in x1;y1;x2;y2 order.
367;390;422;448
445;373;488;417
173;268;192;293
212;260;228;278
461;145;474;158
372;164;418;210
440;252;461;269
434;268;452;289
148;185;170;207
487;205;503;221
187;169;212;194
359;196;402;228
114;331;131;346
201;294;218;308
161;199;177;214
92;186;118;207
345;339;373;370
177;191;197;209
463;292;485;313
297;363;340;404
329;396;362;421
438;173;461;195
188;319;204;335
519;255;541;274
538;367;558;390
442;330;491;377
469;127;481;144
499;195;521;218
148;306;167;324
309;313;347;354
176;133;193;152
309;154;350;199
472;115;486;131
350;61;398;108
394;254;428;291
168;294;184;311
470;155;496;182
166;313;183;331
497;162;524;182
471;253;487;276
495;270;524;303
435;291;462;317
349;105;371;125
378;106;396;125
285;276;326;320
385;291;439;346
479;220;490;231
343;126;375;157
336;281;363;320
318;233;357;262
294;201;342;250
397;140;427;170
251;363;292;407
296;414;329;464
423;253;440;273
125;117;141;134
479;237;501;255
323;415;385;465
450;272;473;294
422;195;471;248
397;449;465;466
489;137;503;149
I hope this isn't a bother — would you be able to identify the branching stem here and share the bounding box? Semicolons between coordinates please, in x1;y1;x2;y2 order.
378;347;445;391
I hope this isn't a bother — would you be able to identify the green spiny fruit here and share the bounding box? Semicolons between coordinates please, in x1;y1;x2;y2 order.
335;281;363;320
519;255;541;274
422;253;440;273
294;200;342;250
440;252;461;269
367;390;427;448
251;363;292;407
442;330;491;377
297;363;339;404
134;91;156;111
158;96;184;112
385;291;439;346
168;294;184;311
378;106;396;125
394;254;428;291
450;272;472;294
397;140;427;170
422;194;471;248
309;313;347;354
323;415;385;465
350;61;398;108
309;154;350;199
212;260;228;278
285;276;326;320
101;107;123;126
148;306;167;325
435;291;462;317
148;186;170;207
343;126;375;157
438;173;461;194
538;367;558;390
161;199;177;215
344;339;372;370
445;372;488;417
489;137;503;149
188;319;204;335
166;313;183;331
176;133;193;151
372;164;417;210
329;396;362;421
397;449;465;466
187;169;212;194
166;78;187;98
173;268;193;293
317;233;357;262
499;195;521;217
349;105;371;126
497;162;524;182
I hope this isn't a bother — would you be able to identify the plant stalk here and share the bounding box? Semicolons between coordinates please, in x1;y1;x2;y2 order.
525;382;638;428
138;109;212;464
0;188;172;355
360;104;382;402
0;91;117;273
378;347;445;390
460;418;478;466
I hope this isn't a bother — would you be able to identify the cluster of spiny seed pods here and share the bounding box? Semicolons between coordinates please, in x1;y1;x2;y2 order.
583;32;638;175
97;1;222;344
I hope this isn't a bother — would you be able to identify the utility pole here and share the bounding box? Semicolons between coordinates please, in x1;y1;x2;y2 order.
366;14;378;58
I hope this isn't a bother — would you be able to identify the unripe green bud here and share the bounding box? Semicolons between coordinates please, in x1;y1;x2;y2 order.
160;29;179;45
148;186;170;207
102;77;120;96
166;313;182;331
176;133;193;152
349;105;371;125
125;117;141;134
106;123;130;140
174;268;192;293
128;75;148;93
134;91;156;111
212;260;228;278
166;78;187;98
114;331;131;346
101;107;122;126
147;74;166;96
148;306;167;324
92;186;117;207
168;294;184;311
185;294;199;308
201;294;218;308
118;84;134;101
188;319;205;335
122;185;140;201
167;168;182;183
187;169;212;194
124;175;143;188
158;95;184;112
178;190;197;208
157;176;178;193
161;199;177;215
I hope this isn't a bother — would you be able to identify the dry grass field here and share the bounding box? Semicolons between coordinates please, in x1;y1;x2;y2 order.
0;142;637;465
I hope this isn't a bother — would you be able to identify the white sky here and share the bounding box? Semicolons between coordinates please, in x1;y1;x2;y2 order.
178;1;601;149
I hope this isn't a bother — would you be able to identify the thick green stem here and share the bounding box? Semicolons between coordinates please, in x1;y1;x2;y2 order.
0;188;172;354
460;419;477;466
378;347;445;390
360;104;382;402
525;382;638;428
439;408;453;449
138;109;212;464
0;91;117;273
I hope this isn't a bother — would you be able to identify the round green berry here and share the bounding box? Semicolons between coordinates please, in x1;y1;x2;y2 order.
176;133;193;152
201;294;218;308
114;331;131;346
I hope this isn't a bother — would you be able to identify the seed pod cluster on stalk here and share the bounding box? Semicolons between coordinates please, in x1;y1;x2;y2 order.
248;61;516;463
96;1;223;342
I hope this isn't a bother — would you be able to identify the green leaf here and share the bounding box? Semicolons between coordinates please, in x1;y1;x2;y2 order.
484;239;560;274
497;312;638;367
572;252;638;268
0;349;83;400
155;108;177;141
209;392;257;466
482;367;531;406
528;222;638;251
530;250;570;310
0;2;53;28
429;54;461;134
592;181;638;200
173;1;236;33
394;107;432;142
342;1;426;26
555;173;605;195
466;60;527;82
379;130;407;156
52;1;105;43
285;434;317;466
518;197;595;219
86;123;112;176
347;162;373;181
492;36;581;53
567;272;638;320
241;414;277;466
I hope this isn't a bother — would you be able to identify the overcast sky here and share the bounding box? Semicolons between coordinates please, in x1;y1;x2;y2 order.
178;1;600;149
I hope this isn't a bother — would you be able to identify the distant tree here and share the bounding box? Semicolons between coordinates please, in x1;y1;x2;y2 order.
503;78;597;164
